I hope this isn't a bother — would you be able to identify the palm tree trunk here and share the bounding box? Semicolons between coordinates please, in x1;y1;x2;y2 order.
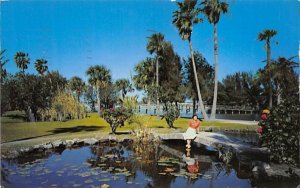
211;24;218;120
96;86;101;116
156;58;160;118
277;84;281;105
267;41;273;109
188;40;208;120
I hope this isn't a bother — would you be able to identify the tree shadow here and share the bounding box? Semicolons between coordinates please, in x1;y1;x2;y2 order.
48;125;105;134
110;131;131;135
2;125;105;144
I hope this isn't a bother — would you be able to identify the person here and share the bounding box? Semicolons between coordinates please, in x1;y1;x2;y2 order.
183;114;201;148
182;148;199;174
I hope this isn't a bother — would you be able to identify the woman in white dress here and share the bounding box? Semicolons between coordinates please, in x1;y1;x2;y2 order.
183;114;201;148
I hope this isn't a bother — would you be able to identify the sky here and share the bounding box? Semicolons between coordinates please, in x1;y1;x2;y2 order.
1;0;299;86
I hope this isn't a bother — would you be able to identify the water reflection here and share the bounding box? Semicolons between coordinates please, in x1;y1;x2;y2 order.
1;140;299;188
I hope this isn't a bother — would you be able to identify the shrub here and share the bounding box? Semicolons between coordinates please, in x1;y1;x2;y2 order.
259;100;299;164
103;107;132;134
162;102;180;128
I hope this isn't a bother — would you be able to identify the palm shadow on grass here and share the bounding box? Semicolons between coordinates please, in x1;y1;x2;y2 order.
3;125;105;144
48;125;104;134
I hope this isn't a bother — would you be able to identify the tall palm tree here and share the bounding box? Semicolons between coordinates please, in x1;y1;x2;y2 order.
14;52;30;73
258;29;277;109
35;58;48;76
68;76;86;102
173;0;208;120
0;49;9;82
86;65;111;116
201;0;228;120
147;32;165;117
115;78;134;99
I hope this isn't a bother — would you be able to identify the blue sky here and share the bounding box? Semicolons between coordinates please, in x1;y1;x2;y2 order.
1;0;299;85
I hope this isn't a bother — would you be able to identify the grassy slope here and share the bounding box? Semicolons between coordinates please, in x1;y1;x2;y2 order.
1;112;256;143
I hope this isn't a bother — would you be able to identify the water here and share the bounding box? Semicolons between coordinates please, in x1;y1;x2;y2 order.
1;141;299;188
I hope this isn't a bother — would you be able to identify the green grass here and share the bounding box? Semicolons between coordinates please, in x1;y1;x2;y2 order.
1;112;256;143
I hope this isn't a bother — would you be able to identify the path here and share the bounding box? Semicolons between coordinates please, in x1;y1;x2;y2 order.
155;132;268;155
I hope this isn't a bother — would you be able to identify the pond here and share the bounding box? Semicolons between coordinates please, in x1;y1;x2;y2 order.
1;140;299;188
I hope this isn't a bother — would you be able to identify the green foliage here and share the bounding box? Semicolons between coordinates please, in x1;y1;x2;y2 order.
84;85;97;112
0;49;9;82
121;96;138;112
1;71;67;119
259;99;299;164
35;59;48;76
183;51;214;104
172;0;201;41
68;76;86;102
218;72;261;107
43;90;87;121
115;79;134;99
162;103;180;128
103;108;132;134
14;52;30;73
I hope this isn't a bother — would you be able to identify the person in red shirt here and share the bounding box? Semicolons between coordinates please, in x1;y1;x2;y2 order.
183;114;201;148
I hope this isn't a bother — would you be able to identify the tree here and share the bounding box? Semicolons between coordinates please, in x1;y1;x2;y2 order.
86;65;112;116
201;0;229;120
103;107;132;134
147;32;166;117
14;52;30;73
157;41;184;106
35;59;48;76
173;0;208;120
183;51;214;114
133;58;156;104
84;85;97;112
115;78;134;99
220;72;261;108
258;29;277;109
68;76;86;102
271;57;298;105
0;49;9;82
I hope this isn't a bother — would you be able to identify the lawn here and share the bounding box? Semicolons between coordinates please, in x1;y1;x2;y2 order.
1;112;256;143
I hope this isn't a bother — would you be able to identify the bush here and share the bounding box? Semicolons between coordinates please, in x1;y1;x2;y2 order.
162;103;180;128
103;107;132;134
259;100;299;164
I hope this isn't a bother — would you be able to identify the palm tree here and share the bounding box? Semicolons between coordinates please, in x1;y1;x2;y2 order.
201;0;228;120
86;65;111;116
68;76;86;102
115;78;134;99
14;52;30;73
271;56;298;105
35;58;48;76
258;29;277;109
133;58;156;110
0;49;9;82
172;0;208;120
147;32;165;117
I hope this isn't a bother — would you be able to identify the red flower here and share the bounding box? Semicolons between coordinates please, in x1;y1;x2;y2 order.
257;127;262;134
261;113;267;120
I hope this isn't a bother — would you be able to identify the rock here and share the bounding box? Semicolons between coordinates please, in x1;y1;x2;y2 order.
20;148;30;153
52;140;65;148
108;135;117;141
43;143;53;149
65;139;75;147
204;127;213;132
82;138;98;145
252;166;258;172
